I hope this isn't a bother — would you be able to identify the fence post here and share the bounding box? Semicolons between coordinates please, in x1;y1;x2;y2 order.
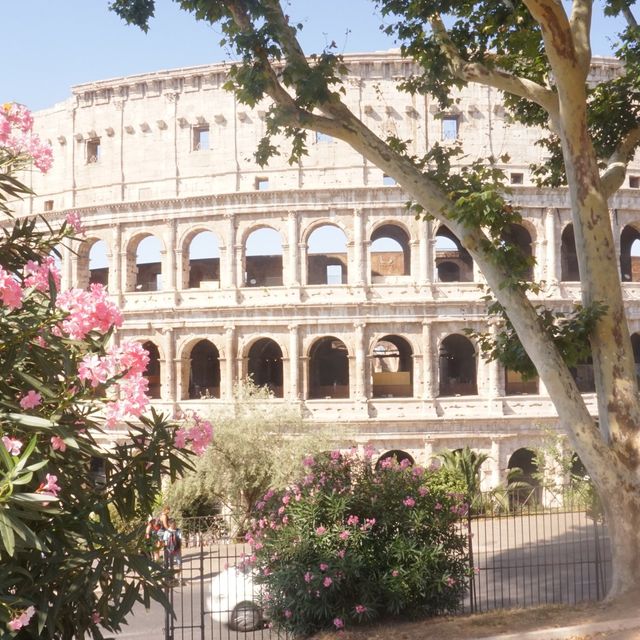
164;554;173;640
199;535;205;640
467;514;477;613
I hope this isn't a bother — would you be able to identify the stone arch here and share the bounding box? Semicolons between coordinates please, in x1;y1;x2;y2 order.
246;337;284;398
243;226;283;287
370;223;411;278
142;340;161;399
501;222;534;280
507;447;541;504
186;339;221;399
560;223;580;282
308;336;350;399
435;225;473;282
183;229;221;289
438;334;477;396
375;449;415;470
77;237;109;290
371;334;413;398
619;224;640;282
305;223;348;285
126;232;164;292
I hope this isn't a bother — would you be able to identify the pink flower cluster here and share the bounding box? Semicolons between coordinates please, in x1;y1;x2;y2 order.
78;340;151;428
56;284;123;339
174;410;213;454
1;103;52;173
0;266;23;310
19;390;42;410
24;256;61;293
7;605;35;631
37;473;61;497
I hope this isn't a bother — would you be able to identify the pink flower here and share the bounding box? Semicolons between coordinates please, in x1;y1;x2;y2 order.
435;502;443;511
40;474;61;496
284;609;292;619
24;256;61;293
346;514;359;526
20;390;42;410
302;455;315;467
91;611;101;624
354;604;367;614
2;436;23;456
337;549;346;559
392;570;399;577
66;211;86;235
304;571;313;583
56;284;123;340
403;496;416;508
50;436;66;452
323;576;333;587
319;563;328;571
446;577;456;587
315;526;326;535
339;530;350;540
0;266;23;310
412;465;425;477
7;606;35;631
282;494;291;505
333;617;344;629
418;486;429;497
330;449;341;460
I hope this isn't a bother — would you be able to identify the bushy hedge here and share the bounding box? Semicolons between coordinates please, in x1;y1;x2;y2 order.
245;449;471;636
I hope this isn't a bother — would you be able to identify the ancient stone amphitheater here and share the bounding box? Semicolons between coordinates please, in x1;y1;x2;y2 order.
15;52;640;488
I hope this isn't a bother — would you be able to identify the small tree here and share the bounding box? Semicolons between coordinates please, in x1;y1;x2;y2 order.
165;380;332;534
246;450;470;636
0;103;209;639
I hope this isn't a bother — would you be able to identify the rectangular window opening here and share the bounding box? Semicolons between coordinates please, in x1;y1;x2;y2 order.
441;115;459;141
255;177;269;191
510;172;524;185
86;138;101;164
326;264;343;285
630;176;640;189
315;131;333;143
193;125;210;151
43;199;54;212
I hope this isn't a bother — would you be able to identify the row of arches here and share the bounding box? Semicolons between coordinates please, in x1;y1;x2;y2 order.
78;221;640;292
141;331;640;401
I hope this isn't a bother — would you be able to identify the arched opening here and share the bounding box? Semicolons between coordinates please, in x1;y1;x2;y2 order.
247;338;283;398
560;224;580;282
370;224;410;279
501;223;534;280
504;369;539;395
89;240;109;287
570;356;595;393
245;227;283;287
142;341;161;399
631;333;640;383
507;447;541;506
371;335;413;398
619;225;640;282
134;235;162;292
308;337;349;399
438;334;477;396
375;449;415;470
306;224;348;285
435;226;473;282
188;231;220;289
188;340;220;399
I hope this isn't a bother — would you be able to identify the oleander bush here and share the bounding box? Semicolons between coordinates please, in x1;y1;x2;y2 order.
246;449;471;636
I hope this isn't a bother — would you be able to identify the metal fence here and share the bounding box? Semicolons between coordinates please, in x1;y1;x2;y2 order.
164;486;611;639
465;485;610;612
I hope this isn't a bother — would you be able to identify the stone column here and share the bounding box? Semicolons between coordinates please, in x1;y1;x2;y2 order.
287;211;300;286
409;239;419;281
110;223;122;299
224;326;235;400
164;327;175;402
352;208;366;286
222;213;237;289
354;322;367;399
422;321;435;398
545;208;558;283
288;323;299;399
163;218;177;291
490;438;503;489
418;220;432;284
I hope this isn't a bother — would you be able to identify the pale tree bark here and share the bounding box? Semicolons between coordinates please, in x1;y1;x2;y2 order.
222;0;640;597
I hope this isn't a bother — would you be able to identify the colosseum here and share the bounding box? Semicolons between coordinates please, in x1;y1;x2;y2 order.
14;51;640;489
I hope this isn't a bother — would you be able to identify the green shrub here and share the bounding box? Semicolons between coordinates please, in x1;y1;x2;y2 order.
245;449;471;636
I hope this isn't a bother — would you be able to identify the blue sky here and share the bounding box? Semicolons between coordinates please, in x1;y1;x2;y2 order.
4;1;628;112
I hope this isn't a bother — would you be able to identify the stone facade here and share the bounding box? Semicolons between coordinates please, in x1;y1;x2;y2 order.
12;53;640;489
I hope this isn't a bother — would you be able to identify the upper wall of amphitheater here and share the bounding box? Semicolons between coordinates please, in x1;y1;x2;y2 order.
14;53;640;218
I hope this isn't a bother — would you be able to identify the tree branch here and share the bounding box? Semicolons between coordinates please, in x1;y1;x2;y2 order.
601;123;640;198
430;15;559;116
622;4;638;28
569;0;593;79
